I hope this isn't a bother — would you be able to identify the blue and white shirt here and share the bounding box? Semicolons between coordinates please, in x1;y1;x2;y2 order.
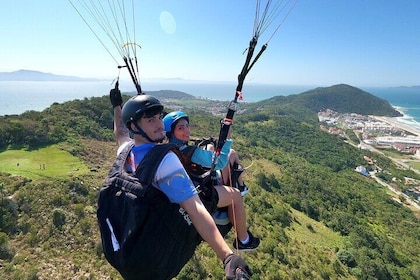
118;141;198;204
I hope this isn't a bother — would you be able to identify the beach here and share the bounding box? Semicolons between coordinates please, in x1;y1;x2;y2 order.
373;116;420;136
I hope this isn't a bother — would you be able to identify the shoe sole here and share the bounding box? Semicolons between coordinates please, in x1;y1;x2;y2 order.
234;247;258;252
240;189;249;196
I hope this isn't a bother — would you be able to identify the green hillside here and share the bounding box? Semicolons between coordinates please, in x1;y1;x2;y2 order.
0;85;419;279
253;84;402;118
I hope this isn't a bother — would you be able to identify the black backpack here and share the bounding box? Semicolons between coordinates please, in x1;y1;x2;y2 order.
97;143;202;280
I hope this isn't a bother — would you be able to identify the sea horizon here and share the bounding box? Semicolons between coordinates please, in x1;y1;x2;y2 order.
0;80;315;116
1;81;420;131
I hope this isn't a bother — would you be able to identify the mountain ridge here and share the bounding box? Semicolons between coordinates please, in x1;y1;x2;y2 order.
0;69;101;81
252;83;402;117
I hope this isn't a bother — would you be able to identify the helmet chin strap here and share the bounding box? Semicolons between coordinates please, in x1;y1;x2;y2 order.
132;122;163;143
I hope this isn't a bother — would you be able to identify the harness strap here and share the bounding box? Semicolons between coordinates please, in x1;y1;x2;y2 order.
135;143;178;186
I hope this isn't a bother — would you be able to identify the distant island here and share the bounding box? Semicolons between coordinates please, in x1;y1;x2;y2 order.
0;69;101;81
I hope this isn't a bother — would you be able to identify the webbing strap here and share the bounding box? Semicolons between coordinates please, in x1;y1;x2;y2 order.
135;143;177;186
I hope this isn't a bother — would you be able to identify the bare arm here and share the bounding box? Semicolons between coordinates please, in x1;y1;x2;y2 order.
114;106;132;147
180;195;232;261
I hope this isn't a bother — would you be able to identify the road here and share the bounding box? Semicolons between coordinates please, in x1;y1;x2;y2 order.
354;138;420;211
370;173;420;210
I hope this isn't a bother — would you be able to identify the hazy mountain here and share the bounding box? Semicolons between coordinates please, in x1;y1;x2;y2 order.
0;69;100;81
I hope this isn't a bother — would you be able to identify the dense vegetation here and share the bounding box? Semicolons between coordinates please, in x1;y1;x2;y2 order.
0;85;419;279
254;84;402;117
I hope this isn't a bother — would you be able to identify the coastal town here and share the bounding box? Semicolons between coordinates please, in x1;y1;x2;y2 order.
318;109;420;209
319;109;420;153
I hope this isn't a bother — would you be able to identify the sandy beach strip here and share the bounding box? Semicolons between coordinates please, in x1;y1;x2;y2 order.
372;116;420;136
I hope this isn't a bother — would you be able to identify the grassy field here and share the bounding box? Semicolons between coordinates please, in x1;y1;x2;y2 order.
0;145;90;181
408;160;420;171
286;208;344;250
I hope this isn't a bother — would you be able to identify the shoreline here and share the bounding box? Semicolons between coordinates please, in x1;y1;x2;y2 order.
372;116;420;136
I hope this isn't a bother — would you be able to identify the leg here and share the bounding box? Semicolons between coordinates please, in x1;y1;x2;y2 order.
214;185;247;241
221;149;242;185
214;185;260;251
221;149;248;196
229;150;245;186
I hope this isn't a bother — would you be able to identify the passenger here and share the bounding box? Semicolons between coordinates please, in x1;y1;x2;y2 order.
163;111;260;251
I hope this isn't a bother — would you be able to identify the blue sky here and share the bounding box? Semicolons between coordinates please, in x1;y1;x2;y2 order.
1;1;419;88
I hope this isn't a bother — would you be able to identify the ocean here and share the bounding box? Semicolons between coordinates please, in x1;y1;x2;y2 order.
364;86;420;131
0;80;313;115
1;81;420;129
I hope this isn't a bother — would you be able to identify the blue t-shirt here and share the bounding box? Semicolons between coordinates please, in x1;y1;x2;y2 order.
118;141;198;204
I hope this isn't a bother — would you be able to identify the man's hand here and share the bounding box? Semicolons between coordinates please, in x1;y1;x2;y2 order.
223;254;252;279
109;86;122;108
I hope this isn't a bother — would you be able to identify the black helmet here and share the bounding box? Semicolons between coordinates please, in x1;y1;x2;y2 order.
122;95;163;128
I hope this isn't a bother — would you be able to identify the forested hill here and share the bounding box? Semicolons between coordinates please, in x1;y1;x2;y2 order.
253;84;402;117
0;85;419;279
143;89;195;100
